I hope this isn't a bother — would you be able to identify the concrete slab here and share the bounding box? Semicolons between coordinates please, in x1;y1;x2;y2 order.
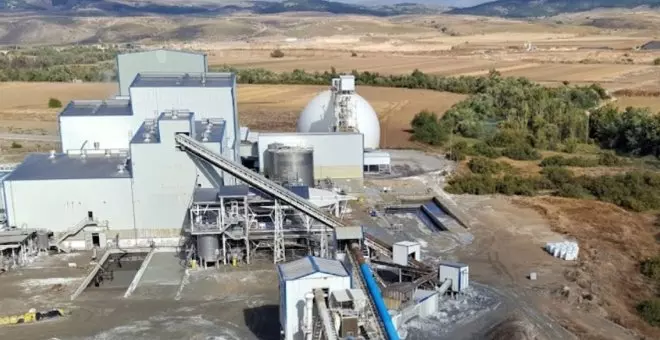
139;252;184;286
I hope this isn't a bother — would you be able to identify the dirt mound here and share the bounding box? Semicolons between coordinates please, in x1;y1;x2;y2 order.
513;196;660;339
486;316;543;340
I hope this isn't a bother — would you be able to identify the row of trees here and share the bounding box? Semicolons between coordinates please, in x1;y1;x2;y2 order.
0;46;118;82
589;105;660;158
448;160;660;212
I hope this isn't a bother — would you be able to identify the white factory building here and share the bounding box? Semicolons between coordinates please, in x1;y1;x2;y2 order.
0;49;389;251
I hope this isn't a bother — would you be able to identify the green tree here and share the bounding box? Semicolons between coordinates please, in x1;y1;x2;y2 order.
48;97;62;108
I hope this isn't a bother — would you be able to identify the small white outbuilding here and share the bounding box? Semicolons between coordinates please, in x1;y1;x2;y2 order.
392;241;421;266
438;261;469;293
278;256;351;340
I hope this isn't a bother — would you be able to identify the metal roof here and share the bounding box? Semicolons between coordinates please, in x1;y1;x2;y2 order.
278;256;349;281
3;153;131;181
195;119;225;144
130;72;235;88
59;99;132;117
0;229;36;244
118;49;206;58
641;41;660;50
438;260;468;268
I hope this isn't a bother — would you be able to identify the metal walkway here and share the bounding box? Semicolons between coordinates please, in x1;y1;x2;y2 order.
176;134;345;230
176;134;392;340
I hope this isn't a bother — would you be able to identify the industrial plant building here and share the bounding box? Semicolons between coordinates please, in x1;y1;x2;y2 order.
0;49;468;340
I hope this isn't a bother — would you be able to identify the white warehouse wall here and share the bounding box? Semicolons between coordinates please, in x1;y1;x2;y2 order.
257;133;364;180
3;178;134;232
129;86;238;160
130;118;223;230
59;116;134;151
282;274;351;340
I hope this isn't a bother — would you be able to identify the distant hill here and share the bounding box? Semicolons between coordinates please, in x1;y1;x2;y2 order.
449;0;660;18
0;0;441;16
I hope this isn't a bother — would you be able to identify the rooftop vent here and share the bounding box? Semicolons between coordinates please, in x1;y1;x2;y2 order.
143;132;151;143
117;164;125;174
81;150;87;159
48;150;56;159
202;131;210;142
104;150;111;158
172;111;178;119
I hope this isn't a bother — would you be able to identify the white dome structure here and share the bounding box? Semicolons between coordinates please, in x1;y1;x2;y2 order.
296;76;381;150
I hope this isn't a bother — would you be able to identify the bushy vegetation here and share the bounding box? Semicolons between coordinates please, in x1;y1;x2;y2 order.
641;256;660;281
467;157;509;175
0;46;118;82
447;168;660;212
410;110;448;145
654;57;660;66
540;152;623;168
637;299;660;327
48;98;63;109
502;143;542;160
270;49;285;58
589;105;660;158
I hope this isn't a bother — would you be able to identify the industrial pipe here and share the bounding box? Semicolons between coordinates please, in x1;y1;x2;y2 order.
351;246;400;340
304;292;314;340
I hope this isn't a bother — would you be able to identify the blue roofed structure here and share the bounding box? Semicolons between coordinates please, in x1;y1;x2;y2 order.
59;99;132;117
130;72;235;88
3;153;131;181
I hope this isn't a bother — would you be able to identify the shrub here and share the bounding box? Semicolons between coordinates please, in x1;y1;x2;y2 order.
446;141;468;161
563;138;579;153
598;151;622;166
351;51;358;57
410;110;448;145
10;141;22;148
487;129;529;148
541;167;575;187
270;49;285;58
540;155;598;168
556;183;591;199
470;142;500;158
654;57;660;66
468;157;502;175
502;143;541;160
641;256;660;280
637;299;660;326
48;97;62;108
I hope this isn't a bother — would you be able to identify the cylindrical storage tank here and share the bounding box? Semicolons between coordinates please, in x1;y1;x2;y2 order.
196;235;220;263
272;146;314;186
37;230;50;251
264;143;283;178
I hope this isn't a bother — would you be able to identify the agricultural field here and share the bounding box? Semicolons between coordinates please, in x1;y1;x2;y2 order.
0;82;465;152
212;49;660;91
237;84;466;149
615;96;660;114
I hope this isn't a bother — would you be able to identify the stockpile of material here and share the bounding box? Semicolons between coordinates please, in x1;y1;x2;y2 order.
544;241;579;261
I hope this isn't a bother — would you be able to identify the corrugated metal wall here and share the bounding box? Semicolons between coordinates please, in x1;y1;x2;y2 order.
3;178;134;231
117;50;207;96
59;116;134;151
257;133;364;181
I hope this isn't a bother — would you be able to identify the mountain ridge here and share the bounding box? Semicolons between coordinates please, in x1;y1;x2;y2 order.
449;0;660;18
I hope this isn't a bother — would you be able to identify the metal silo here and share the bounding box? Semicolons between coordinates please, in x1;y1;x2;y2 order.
272;146;314;186
196;235;220;263
265;143;284;178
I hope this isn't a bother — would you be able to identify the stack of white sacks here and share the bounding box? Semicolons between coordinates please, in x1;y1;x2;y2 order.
545;241;579;261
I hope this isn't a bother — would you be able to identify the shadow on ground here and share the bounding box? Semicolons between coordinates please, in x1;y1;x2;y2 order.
244;304;280;340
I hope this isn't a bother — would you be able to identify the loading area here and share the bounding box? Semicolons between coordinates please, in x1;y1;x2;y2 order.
383;197;456;233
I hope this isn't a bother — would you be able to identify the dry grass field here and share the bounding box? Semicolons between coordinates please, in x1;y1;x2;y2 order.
615;96;660;114
0;82;116;134
0;82;464;150
237;84;466;149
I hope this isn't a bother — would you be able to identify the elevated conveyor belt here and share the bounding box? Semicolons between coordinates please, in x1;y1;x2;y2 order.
176;134;396;340
176;134;344;230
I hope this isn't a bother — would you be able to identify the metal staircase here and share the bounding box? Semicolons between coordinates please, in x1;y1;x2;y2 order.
54;217;99;252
